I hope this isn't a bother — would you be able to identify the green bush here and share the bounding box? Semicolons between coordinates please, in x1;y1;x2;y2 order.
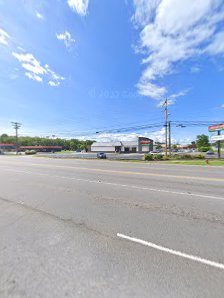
194;154;205;159
171;154;181;159
198;146;211;152
162;156;170;160
144;154;153;161
181;154;192;159
153;154;163;160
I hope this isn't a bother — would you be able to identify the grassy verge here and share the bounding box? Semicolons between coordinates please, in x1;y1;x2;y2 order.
159;159;224;166
55;150;75;154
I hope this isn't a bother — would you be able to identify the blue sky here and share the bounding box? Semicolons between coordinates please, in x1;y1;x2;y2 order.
0;0;224;143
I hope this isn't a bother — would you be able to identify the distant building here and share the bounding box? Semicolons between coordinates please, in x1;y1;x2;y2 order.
0;143;16;152
19;146;62;152
0;144;63;153
91;137;153;153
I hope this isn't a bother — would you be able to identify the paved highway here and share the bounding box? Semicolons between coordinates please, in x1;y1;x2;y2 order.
0;156;224;297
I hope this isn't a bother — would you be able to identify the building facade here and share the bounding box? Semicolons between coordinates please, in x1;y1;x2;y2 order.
91;137;153;153
19;146;62;152
0;143;16;152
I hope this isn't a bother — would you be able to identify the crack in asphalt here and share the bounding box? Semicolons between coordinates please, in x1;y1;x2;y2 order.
0;196;113;240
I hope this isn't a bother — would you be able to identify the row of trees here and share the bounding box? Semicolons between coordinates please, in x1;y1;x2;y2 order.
0;133;217;152
155;134;212;152
0;134;94;151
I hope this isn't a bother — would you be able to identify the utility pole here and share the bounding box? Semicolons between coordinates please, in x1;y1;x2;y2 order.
163;99;168;157
217;130;221;159
168;121;172;156
11;122;22;154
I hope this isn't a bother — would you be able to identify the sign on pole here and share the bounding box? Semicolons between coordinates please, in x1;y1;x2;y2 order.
211;135;224;142
208;124;224;132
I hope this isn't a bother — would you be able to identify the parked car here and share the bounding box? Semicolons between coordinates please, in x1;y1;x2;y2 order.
150;150;164;155
97;152;107;159
206;150;215;155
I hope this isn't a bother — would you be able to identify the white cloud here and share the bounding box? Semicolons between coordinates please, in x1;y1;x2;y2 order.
137;81;166;100
13;52;64;86
12;52;46;75
132;0;162;26
67;0;89;16
169;90;188;100
56;31;75;48
0;28;10;46
78;129;166;143
17;46;26;52
206;31;224;54
36;11;44;20
221;104;224;108
133;0;224;101
48;81;60;87
25;72;42;82
157;90;188;107
190;66;201;73
149;128;166;143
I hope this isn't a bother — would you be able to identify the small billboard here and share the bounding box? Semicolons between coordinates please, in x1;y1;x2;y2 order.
208;123;224;132
211;135;224;142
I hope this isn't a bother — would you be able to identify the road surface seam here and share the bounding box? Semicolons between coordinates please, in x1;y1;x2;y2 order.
0;196;110;239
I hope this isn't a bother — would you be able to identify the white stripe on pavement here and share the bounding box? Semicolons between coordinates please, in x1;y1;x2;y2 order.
2;168;224;202
117;233;224;270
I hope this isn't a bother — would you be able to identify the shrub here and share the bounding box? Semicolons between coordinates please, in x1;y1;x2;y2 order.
198;146;211;152
153;154;163;160
144;154;153;161
194;154;205;159
181;154;192;159
171;154;180;159
162;156;170;160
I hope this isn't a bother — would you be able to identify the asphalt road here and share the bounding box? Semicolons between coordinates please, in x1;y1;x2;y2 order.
36;152;224;160
0;156;224;297
37;152;145;160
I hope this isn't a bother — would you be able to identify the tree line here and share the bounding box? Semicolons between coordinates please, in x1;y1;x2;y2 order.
0;134;94;151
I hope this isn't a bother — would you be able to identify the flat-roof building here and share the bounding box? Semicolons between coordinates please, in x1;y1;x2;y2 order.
91;137;153;153
0;143;16;152
19;146;62;152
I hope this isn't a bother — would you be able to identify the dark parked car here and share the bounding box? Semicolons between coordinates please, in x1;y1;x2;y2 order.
97;152;106;159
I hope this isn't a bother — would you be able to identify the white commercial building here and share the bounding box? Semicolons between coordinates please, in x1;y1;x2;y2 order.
91;137;153;153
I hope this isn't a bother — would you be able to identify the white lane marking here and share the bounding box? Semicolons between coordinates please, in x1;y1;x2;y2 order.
2;167;224;202
117;233;224;270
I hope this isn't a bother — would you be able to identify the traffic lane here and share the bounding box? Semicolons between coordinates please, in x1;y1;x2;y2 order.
1;157;224;185
1;165;224;223
0;168;224;264
1;159;224;198
1;156;224;180
1;200;223;298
